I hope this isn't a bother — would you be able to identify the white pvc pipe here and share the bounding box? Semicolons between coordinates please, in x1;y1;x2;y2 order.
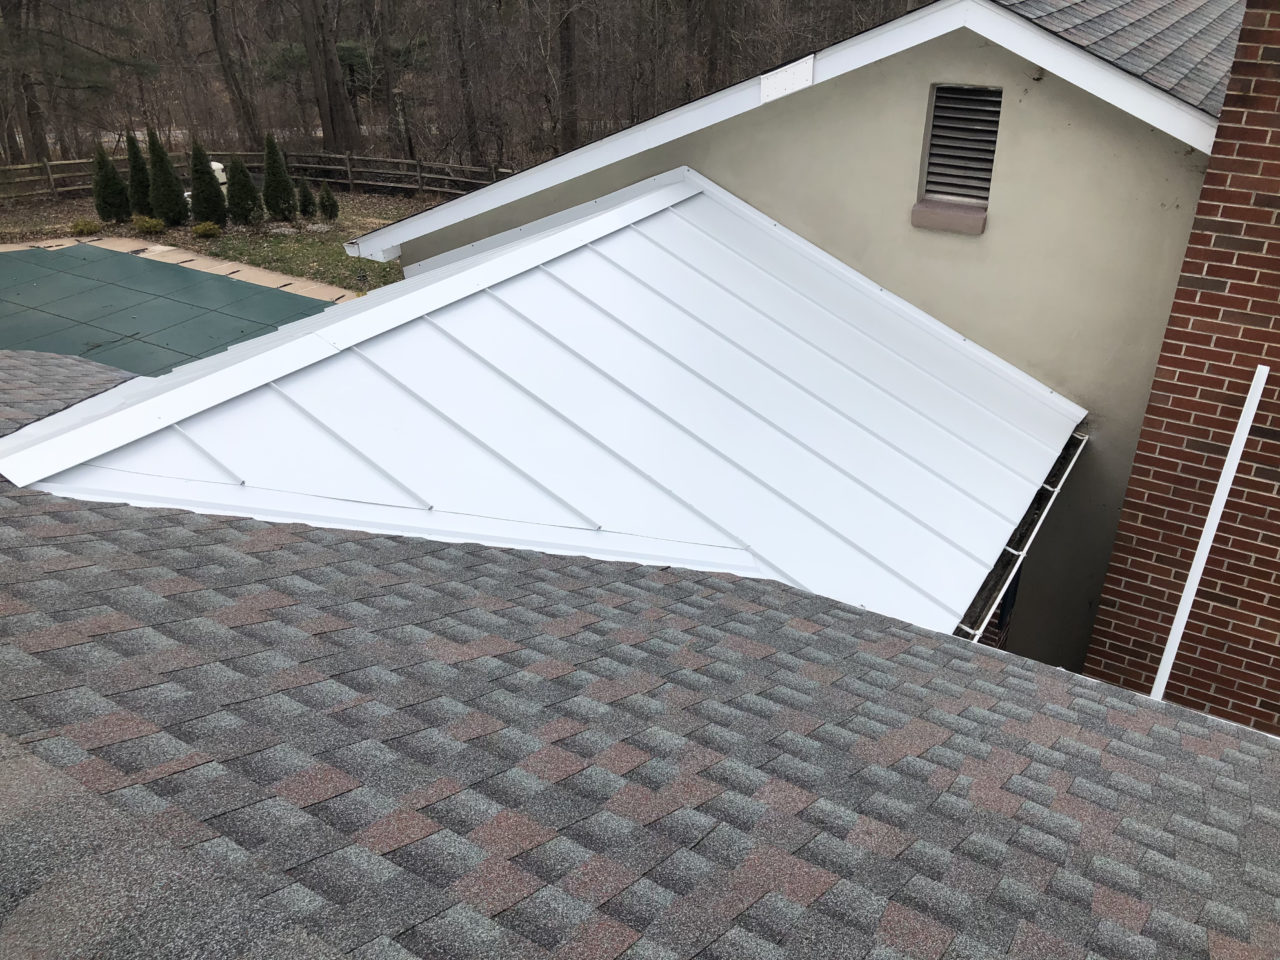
1151;363;1270;701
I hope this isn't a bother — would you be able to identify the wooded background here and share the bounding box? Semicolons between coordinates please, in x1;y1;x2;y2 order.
0;0;918;170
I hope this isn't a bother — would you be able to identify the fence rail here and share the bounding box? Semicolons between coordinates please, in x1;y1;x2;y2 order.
0;151;515;203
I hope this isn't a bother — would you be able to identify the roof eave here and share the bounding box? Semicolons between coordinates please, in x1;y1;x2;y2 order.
344;237;401;263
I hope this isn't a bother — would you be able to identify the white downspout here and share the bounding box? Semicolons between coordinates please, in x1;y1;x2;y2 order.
1151;364;1270;701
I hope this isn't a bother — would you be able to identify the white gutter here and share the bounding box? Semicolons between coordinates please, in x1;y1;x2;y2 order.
956;430;1088;641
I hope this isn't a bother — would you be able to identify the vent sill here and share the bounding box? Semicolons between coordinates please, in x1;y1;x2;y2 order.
911;198;987;236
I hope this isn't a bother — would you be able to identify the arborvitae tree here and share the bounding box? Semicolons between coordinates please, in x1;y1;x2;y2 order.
92;145;131;223
317;182;339;221
297;179;316;219
189;141;227;227
125;132;151;216
146;127;188;226
261;133;296;221
225;156;261;226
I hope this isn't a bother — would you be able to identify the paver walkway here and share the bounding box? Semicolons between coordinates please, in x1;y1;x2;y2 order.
0;239;353;376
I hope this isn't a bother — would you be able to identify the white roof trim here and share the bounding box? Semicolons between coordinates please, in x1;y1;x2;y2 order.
760;55;815;103
346;0;1219;263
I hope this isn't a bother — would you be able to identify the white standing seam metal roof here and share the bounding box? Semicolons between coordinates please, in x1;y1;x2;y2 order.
0;169;1086;633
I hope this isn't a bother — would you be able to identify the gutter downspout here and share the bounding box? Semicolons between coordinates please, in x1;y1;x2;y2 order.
1150;364;1269;701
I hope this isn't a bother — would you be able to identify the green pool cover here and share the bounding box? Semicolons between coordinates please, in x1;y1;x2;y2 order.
0;245;329;376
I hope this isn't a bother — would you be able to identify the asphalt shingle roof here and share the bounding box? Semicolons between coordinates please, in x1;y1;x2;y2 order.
995;0;1245;116
1;348;1279;959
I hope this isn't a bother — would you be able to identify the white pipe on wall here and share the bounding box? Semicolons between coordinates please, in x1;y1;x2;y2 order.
1151;363;1270;701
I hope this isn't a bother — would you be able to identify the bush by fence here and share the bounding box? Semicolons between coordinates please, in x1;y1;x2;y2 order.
0;150;514;203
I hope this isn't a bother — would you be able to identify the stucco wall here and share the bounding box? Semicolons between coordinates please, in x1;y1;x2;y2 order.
401;29;1208;667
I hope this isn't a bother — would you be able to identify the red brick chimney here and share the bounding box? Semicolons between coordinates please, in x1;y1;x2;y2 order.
1086;0;1280;735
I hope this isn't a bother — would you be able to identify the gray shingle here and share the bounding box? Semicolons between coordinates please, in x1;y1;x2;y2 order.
995;0;1244;115
1;349;1278;960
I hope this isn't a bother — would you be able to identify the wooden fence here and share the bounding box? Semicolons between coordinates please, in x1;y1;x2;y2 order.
0;151;514;203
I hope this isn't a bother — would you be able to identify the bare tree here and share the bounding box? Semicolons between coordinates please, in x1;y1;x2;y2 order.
0;0;48;161
296;0;362;152
449;0;481;164
556;0;578;154
0;0;923;168
206;0;262;147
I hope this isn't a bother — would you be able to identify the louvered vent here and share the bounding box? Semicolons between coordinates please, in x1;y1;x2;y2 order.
923;85;1002;204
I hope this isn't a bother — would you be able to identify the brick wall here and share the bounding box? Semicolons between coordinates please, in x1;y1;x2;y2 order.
1086;0;1280;736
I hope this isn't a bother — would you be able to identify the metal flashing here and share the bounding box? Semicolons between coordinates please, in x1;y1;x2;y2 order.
760;55;815;103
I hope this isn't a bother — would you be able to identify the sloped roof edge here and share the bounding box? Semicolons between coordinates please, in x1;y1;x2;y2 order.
346;0;1220;264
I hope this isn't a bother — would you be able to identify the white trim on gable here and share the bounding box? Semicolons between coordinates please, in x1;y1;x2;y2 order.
345;0;1220;264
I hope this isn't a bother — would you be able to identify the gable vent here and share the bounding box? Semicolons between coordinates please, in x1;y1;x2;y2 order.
923;85;1002;204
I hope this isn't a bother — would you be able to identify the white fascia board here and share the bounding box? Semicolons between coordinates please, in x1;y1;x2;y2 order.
343;237;395;261
760;55;815;103
346;0;1218;263
353;171;693;269
0;173;705;487
340;52;782;263
346;0;971;263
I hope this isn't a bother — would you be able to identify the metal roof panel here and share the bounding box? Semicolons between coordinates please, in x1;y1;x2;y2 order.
1;170;1086;634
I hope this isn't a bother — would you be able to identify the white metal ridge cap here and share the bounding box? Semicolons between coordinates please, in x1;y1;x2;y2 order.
344;0;973;262
318;176;703;350
0;172;710;487
402;169;701;279
344;0;1217;263
678;169;1089;430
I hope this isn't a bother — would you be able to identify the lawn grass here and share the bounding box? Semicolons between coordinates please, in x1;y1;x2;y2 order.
0;191;433;292
196;228;403;293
